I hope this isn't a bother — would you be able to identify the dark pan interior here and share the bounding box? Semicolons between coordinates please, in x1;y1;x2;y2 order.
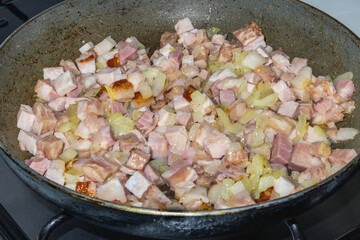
0;0;360;205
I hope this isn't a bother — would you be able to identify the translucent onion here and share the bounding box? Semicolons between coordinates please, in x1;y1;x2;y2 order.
252;93;278;109
189;123;201;141
108;112;134;137
251;128;265;149
239;108;257;124
336;128;359;141
59;147;77;162
139;82;153;99
293;114;308;144
152;72;166;97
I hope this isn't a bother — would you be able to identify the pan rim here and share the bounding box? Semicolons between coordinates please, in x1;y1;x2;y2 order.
1;0;360;217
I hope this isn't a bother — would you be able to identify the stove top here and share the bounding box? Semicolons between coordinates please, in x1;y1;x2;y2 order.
1;0;360;239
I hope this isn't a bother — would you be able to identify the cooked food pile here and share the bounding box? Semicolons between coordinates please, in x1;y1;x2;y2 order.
17;18;358;210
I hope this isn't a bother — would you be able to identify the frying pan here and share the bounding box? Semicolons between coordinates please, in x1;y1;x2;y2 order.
1;0;360;239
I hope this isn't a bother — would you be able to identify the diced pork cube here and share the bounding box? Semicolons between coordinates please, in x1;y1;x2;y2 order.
160;32;177;47
143;165;163;185
147;131;168;158
208;68;237;84
34;79;60;102
173;95;190;111
271;133;293;164
271;54;290;72
162;162;198;189
176;111;191;126
95;67;121;86
272;80;295;102
60;59;81;76
254;65;277;82
298;101;313;120
135;109;154;131
17;104;35;132
94;36;117;56
232;22;266;51
219;90;235;105
217;41;236;64
290;58;308;75
96;178;127;203
76;52;96;74
174;17;194;35
81;74;97;89
165;125;188;151
18;130;40;155
274;176;295;197
329;149;357;165
80;156;119;183
26;156;51;175
112;80;135;101
118;45;137;64
77;99;105;121
204;128;231;158
43;67;64;81
277;101;299;118
36;135;64;160
336;78;355;101
44;160;65;185
53;71;77;96
79;41;95;54
32;103;57;135
48;97;67;112
290;141;323;170
145;185;172;206
126;149;151;171
125;171;152;198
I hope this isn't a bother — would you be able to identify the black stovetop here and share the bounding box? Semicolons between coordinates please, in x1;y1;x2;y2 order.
1;0;360;239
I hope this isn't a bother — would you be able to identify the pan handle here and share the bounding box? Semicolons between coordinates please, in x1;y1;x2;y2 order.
284;218;306;240
38;212;72;240
0;203;29;240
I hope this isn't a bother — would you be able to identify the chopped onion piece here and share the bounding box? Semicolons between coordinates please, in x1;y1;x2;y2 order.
336;128;359;141
189;123;201;141
152;72;166;96
59;147;77;162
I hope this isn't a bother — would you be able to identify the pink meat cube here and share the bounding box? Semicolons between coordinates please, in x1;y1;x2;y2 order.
60;59;81;76
272;80;295;102
18;130;40;155
219;90;236;105
232;22;266;51
26;156;51;175
36;135;64;160
176;111;191;126
17;104;36;132
125;171;152;198
53;70;77;96
118;45;137;64
126;149;151;171
203;128;231;159
76;52;96;74
143;164;163;185
32;103;57;135
43;67;64;81
135;109;154;131
147;131;168;158
336;78;355;101
174;17;194;35
290;141;324;170
277;101;299;119
162;162;198;189
34;79;60;102
95;67;121;86
271;133;293;164
329;149;357;165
